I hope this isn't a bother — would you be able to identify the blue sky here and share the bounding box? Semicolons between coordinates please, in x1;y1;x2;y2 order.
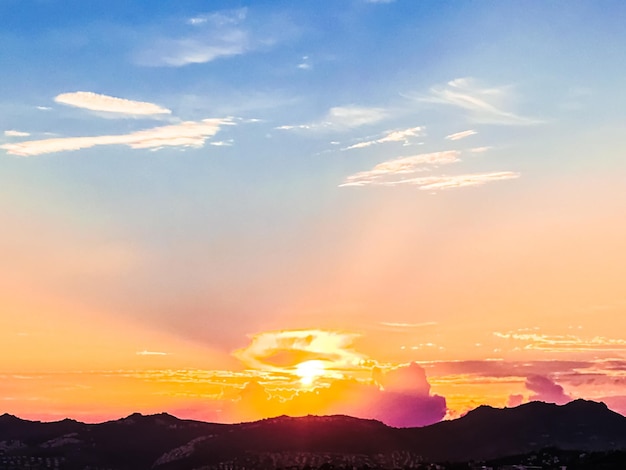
1;0;626;421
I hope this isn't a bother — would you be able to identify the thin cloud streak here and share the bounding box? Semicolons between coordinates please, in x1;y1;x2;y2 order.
343;126;423;150
136;350;169;356
4;130;31;137
494;331;626;352
445;129;477;141
0;118;233;156
54;92;171;116
407;171;521;190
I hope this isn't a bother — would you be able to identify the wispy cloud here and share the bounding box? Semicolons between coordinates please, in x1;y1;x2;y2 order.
277;105;388;132
339;150;460;187
403;171;521;190
136;350;169;356
494;330;626;352
134;9;256;67
4;130;30;137
468;146;492;153
415;78;541;125
343;126;423;150
54;91;171;116
341;146;519;190
1;118;233;156
445;129;477;141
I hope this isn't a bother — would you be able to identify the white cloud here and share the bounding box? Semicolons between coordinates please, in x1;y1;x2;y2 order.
445;129;477;141
344;126;423;150
36;106;52;111
54;91;171;116
297;55;311;70
340;150;460;187
416;78;541;125
136;9;253;67
4;130;30;137
468;146;492;153
0;118;233;157
277;105;388;132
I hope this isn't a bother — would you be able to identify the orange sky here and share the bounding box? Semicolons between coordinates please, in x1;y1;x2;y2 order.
2;1;626;427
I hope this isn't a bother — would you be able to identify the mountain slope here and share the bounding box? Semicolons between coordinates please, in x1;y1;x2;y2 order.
0;400;624;469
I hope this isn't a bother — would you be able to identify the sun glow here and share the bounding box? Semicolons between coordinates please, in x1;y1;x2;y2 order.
295;360;327;386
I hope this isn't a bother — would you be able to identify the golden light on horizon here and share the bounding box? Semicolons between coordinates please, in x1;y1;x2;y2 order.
295;359;327;387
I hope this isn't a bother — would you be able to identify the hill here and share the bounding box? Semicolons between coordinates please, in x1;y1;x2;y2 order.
0;400;625;469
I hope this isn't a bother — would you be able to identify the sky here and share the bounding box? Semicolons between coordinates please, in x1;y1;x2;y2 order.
1;0;626;426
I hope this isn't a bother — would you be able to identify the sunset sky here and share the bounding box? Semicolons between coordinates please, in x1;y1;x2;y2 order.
1;0;626;427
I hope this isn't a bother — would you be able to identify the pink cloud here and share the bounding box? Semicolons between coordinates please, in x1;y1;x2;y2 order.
221;362;446;427
507;394;524;408
525;375;571;405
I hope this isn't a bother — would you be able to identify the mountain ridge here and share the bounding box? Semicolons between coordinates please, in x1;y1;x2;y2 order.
1;399;625;469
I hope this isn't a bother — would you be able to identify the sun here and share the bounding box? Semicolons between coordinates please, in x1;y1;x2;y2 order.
295;360;326;387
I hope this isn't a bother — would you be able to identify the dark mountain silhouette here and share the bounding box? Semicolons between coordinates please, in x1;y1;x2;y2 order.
0;400;624;469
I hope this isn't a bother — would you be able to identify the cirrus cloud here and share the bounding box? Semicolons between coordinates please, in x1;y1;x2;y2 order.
54;91;171;116
277;105;388;132
413;78;542;125
0;118;233;157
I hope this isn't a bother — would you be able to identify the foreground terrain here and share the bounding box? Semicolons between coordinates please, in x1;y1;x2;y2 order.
1;400;625;469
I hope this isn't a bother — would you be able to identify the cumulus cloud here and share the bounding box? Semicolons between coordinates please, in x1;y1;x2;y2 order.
445;129;477;141
226;362;446;427
54;91;171;116
416;78;541;125
277;106;388;132
0;118;233;156
135;9;257;67
525;375;571;405
343;126;423;150
4;130;30;137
